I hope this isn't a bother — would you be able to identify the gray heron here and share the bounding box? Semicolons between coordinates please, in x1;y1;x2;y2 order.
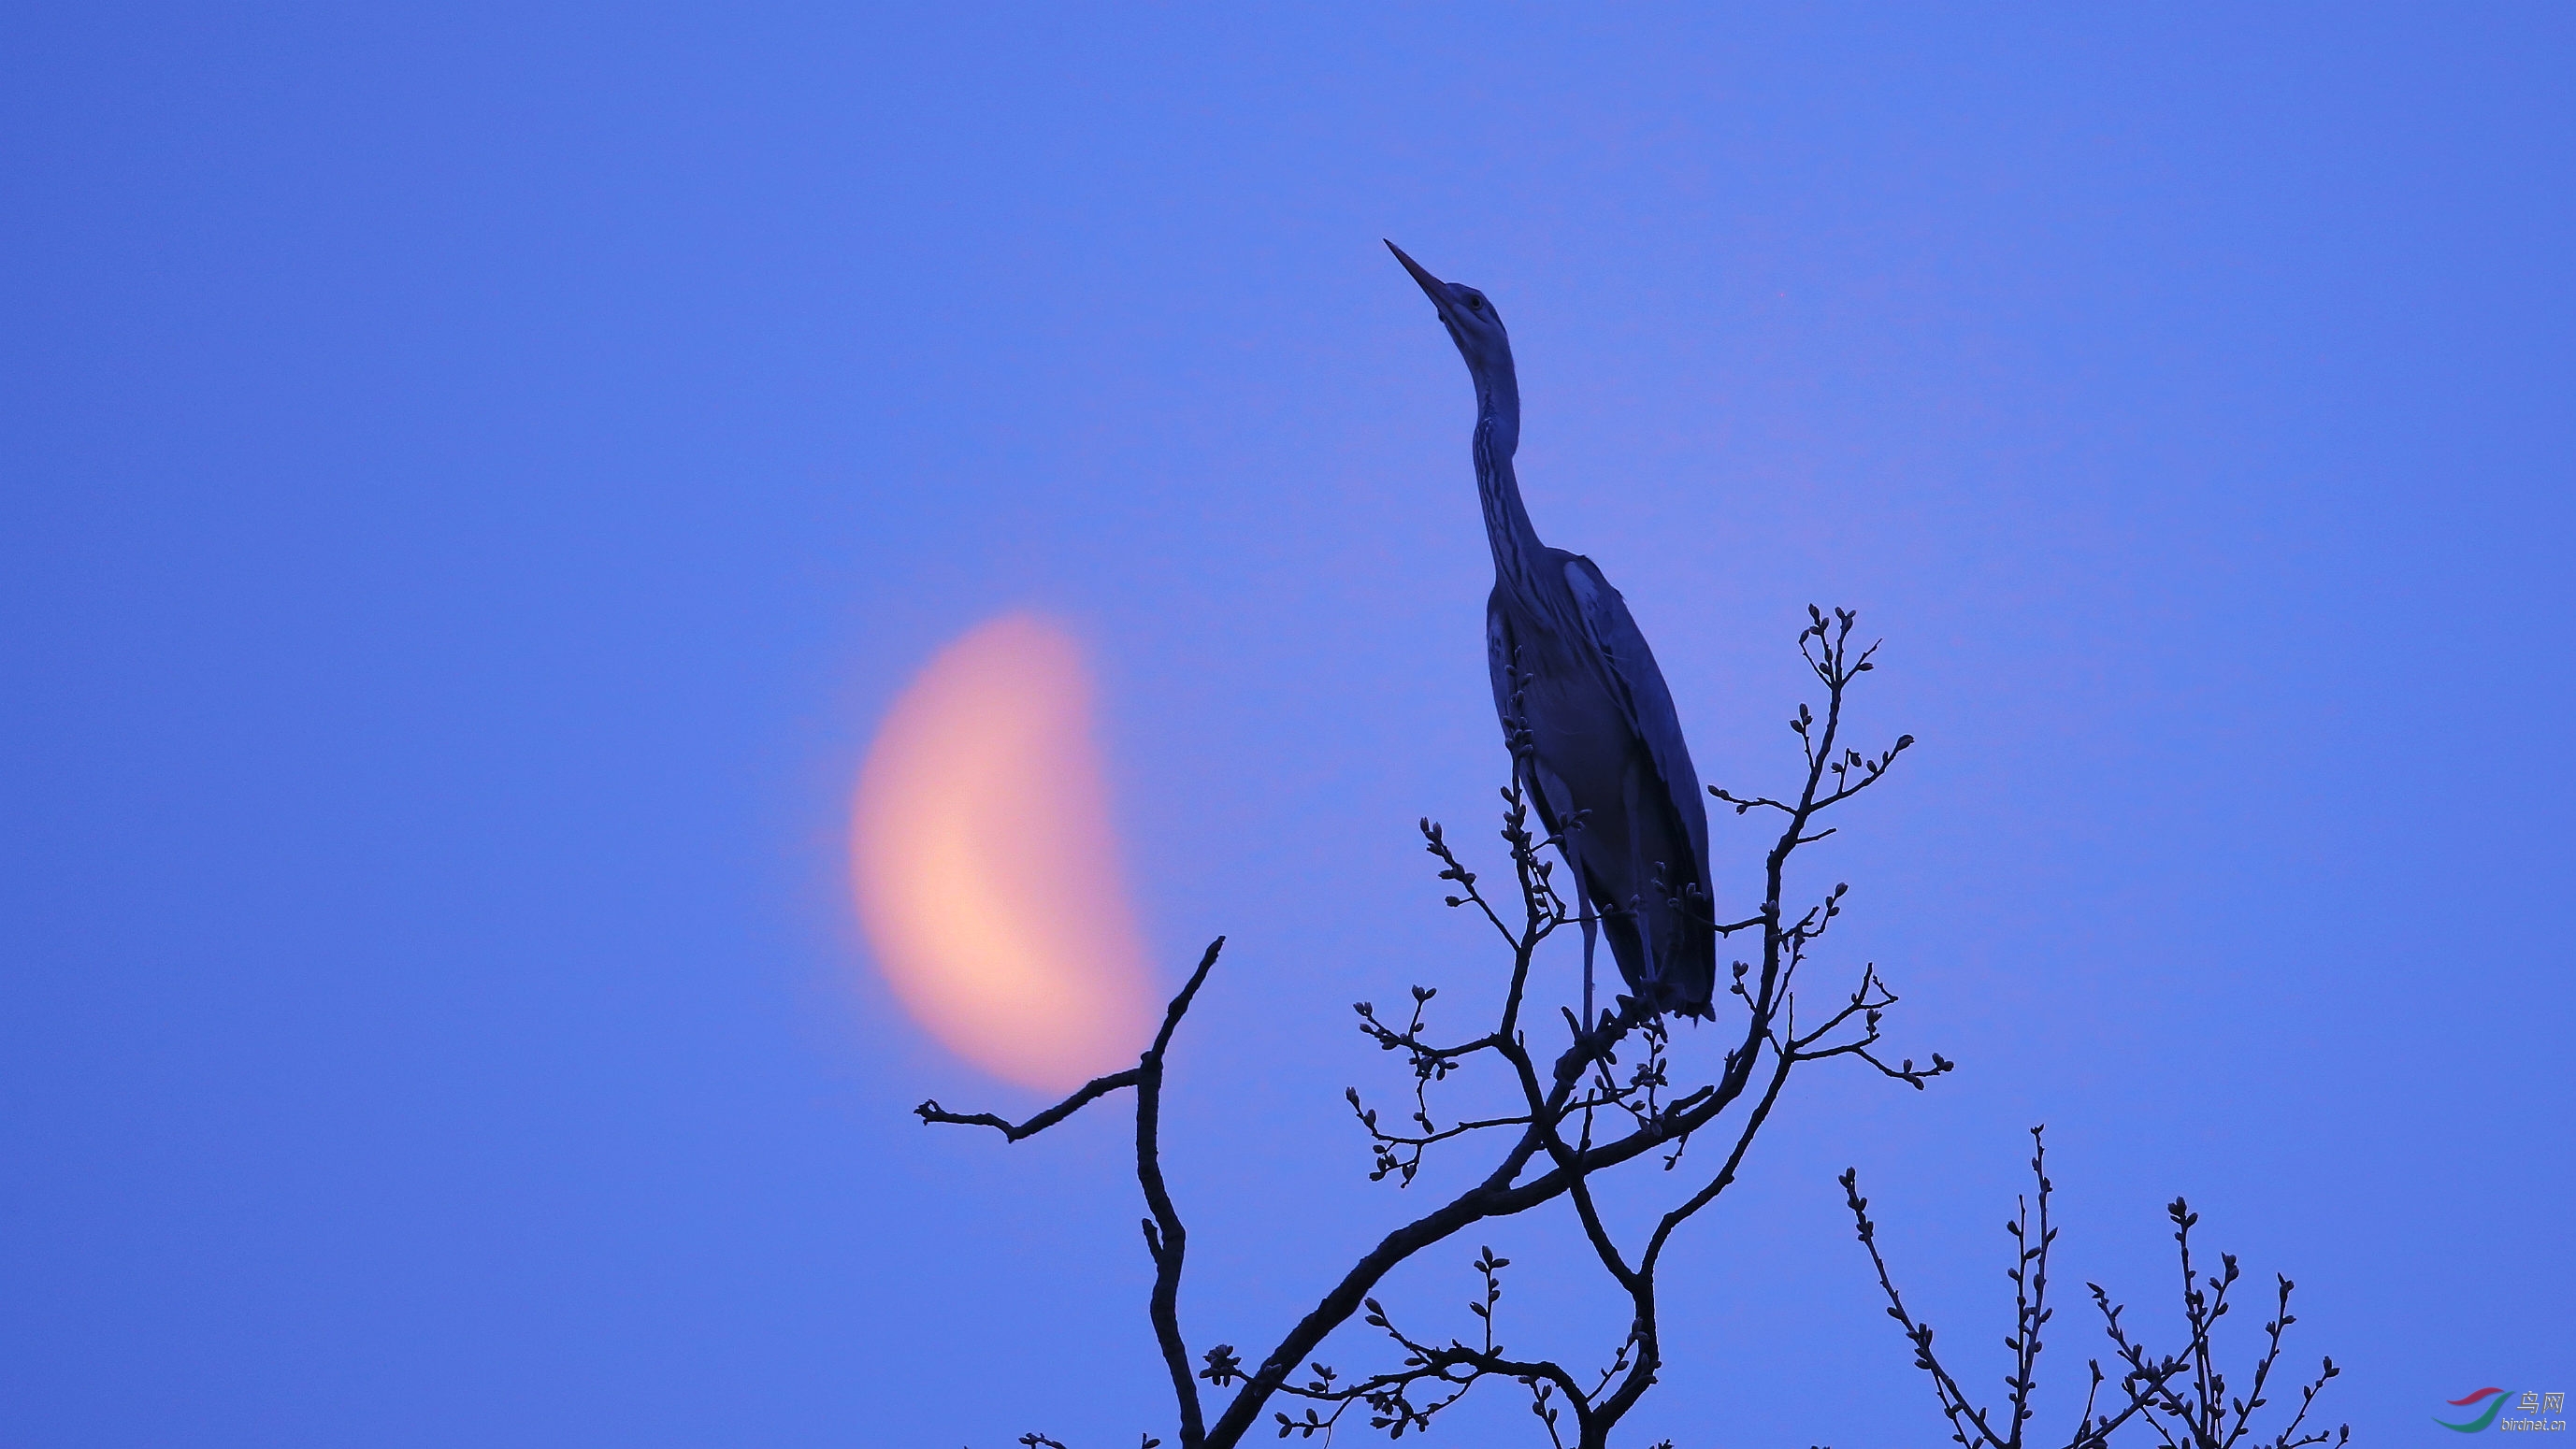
1389;240;1716;1023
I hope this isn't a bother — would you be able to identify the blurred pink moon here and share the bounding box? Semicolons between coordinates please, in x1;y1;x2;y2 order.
851;613;1155;1091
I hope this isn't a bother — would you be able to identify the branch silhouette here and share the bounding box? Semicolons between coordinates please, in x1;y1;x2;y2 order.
918;609;1939;1448
1841;1127;2347;1449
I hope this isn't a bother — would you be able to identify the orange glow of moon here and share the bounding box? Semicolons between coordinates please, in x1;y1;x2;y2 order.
851;612;1156;1091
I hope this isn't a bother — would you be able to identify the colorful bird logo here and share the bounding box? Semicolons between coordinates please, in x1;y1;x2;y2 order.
2436;1387;2511;1432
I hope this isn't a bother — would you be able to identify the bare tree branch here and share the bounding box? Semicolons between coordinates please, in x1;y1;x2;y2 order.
915;1070;1144;1141
1845;1128;2346;1449
920;610;1938;1449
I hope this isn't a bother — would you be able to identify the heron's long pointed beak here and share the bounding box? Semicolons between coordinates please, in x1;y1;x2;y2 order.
1385;239;1451;310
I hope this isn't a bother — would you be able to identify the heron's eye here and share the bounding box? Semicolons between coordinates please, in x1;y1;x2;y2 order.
1465;295;1483;312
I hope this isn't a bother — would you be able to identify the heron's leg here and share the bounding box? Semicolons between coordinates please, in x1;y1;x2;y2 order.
1566;911;1587;1024
1569;852;1599;1028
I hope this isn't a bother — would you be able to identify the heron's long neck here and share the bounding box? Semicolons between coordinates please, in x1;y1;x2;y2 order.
1472;364;1543;588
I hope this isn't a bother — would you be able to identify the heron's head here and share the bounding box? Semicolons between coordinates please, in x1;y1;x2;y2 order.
1386;240;1515;390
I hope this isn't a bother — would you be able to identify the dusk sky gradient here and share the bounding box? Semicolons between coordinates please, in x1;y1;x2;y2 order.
4;8;2571;1447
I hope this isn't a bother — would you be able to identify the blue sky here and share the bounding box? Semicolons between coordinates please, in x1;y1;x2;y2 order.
4;7;2570;1446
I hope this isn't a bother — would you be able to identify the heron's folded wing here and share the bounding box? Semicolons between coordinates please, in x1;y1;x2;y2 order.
1559;552;1710;870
